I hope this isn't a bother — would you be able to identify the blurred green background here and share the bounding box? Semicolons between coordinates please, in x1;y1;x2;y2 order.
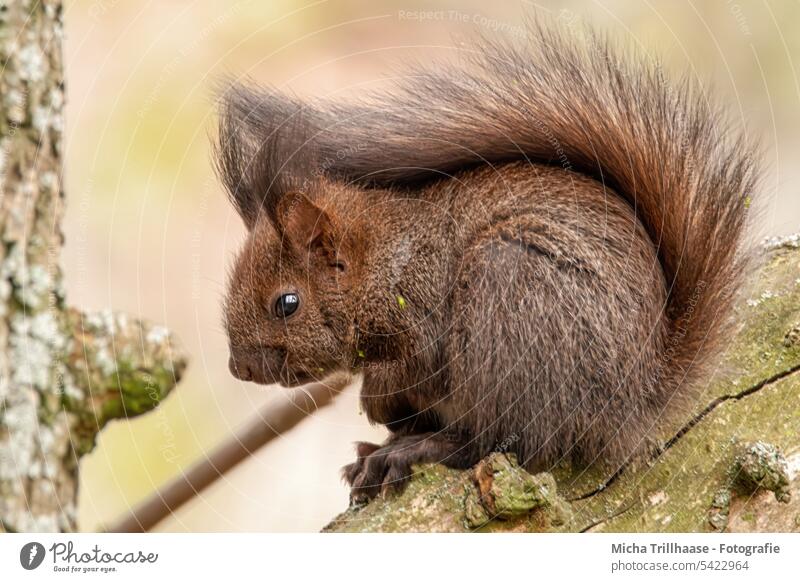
63;0;800;532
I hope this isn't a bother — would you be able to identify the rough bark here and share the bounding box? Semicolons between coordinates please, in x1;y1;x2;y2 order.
325;238;800;533
0;0;185;533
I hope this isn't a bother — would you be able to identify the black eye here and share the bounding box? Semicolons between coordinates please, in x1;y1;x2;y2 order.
275;293;300;318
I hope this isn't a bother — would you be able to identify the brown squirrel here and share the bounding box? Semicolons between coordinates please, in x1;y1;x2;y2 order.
216;22;758;502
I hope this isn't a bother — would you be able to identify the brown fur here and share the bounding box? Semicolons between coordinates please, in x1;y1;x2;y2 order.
215;21;758;501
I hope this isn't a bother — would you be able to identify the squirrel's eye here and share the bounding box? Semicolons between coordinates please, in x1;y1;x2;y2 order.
275;293;300;318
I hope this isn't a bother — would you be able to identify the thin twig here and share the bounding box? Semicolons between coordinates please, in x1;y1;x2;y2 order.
106;374;351;532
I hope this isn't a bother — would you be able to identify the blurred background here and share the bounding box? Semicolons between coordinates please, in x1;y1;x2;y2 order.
63;0;800;532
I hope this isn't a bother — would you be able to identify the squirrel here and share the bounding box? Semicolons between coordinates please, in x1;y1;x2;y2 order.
216;21;758;503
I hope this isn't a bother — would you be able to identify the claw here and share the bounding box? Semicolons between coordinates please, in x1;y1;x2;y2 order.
380;460;412;498
351;454;388;500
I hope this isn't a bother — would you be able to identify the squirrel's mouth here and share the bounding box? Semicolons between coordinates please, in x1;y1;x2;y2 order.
228;349;317;387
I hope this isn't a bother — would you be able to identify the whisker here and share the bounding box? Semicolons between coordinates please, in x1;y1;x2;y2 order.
296;384;318;411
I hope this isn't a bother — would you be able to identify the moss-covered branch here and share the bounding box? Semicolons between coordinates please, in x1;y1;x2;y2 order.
324;239;800;533
61;307;186;456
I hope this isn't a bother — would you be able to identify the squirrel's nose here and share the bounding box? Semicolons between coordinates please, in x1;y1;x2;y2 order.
228;356;253;381
228;348;286;384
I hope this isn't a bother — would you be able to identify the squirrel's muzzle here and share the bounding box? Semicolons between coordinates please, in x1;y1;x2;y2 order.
228;347;286;385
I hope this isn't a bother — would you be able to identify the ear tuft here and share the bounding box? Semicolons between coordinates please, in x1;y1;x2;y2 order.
213;81;320;230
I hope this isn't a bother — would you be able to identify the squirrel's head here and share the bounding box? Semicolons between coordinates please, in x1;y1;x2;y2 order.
215;84;373;386
224;189;362;387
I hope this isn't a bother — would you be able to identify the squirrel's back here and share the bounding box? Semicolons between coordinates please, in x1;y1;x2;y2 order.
422;160;671;465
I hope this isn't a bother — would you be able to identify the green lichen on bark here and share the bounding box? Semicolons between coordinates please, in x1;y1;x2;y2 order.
467;453;572;529
732;441;791;503
61;307;187;456
0;0;186;533
324;242;800;533
0;0;74;534
708;489;732;530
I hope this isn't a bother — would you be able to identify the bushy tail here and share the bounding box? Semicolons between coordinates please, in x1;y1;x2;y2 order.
220;20;759;397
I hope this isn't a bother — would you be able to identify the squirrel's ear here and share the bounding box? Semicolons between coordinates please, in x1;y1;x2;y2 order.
275;192;337;259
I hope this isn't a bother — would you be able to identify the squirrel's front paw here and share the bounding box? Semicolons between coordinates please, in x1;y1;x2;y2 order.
342;432;474;504
341;439;415;504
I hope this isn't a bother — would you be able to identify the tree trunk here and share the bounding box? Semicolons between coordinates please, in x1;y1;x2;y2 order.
0;0;185;533
325;239;800;533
